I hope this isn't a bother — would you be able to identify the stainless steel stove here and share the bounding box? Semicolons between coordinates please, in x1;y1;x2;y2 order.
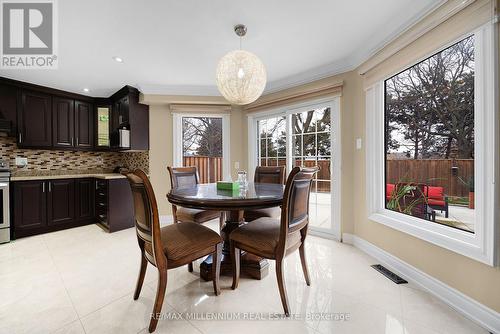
0;159;10;243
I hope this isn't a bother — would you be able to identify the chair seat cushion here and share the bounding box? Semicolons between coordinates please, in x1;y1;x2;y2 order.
243;206;281;222
176;206;220;223
230;218;301;255
159;222;222;261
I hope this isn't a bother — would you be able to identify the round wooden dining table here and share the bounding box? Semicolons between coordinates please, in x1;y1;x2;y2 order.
167;182;284;281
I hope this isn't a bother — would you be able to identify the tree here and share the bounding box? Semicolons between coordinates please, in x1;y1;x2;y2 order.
386;36;474;159
182;117;222;157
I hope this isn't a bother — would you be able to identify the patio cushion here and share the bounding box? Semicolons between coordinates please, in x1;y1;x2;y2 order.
427;186;444;200
386;183;395;199
428;198;446;207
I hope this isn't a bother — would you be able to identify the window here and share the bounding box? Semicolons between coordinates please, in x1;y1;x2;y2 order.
172;113;230;182
366;24;497;265
385;36;475;233
258;116;286;167
182;117;223;183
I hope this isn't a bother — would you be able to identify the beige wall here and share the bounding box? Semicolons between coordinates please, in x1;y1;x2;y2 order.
146;98;247;216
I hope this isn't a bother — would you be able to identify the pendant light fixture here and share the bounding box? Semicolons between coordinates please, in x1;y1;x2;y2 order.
216;24;267;105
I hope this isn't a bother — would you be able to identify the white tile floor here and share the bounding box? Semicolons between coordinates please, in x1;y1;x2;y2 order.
0;220;488;334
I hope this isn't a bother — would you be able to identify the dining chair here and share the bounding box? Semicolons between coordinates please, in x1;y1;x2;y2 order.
126;169;223;333
230;166;319;316
243;166;286;222
167;166;225;272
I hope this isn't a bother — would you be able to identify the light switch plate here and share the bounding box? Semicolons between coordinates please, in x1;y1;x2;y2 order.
15;157;28;167
356;138;362;150
234;161;240;169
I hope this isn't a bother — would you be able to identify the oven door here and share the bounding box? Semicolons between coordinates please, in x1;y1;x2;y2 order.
0;181;10;243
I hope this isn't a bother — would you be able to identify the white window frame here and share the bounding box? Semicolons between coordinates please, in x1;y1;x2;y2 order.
365;23;498;266
172;113;231;181
247;96;342;241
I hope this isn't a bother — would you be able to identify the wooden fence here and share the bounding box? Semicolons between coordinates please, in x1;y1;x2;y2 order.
261;158;332;192
386;159;474;197
183;156;223;184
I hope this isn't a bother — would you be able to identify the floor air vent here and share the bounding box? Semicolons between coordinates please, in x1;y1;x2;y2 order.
371;264;408;284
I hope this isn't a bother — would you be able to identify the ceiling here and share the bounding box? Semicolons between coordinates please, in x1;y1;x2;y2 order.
0;0;441;97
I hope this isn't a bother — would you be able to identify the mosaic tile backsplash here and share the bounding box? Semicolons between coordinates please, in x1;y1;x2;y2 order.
0;137;149;176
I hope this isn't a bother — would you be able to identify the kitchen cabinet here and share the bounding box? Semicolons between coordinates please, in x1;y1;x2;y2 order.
12;181;46;237
0;77;149;151
0;83;18;136
95;178;134;232
53;98;94;150
75;100;94;149
18;90;52;148
109;86;149;151
47;179;75;226
52;97;74;148
75;178;94;222
12;178;96;238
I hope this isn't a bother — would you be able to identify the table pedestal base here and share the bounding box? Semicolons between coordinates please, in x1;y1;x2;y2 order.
199;211;270;281
200;253;269;281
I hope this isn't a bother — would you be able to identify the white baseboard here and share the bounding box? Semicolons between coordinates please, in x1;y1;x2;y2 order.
341;232;354;244
347;234;500;334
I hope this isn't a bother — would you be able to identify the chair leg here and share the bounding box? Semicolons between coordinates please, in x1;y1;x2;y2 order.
188;262;193;272
212;243;222;295
276;258;290;316
299;243;311;286
230;242;240;290
134;252;148;300
149;269;167;333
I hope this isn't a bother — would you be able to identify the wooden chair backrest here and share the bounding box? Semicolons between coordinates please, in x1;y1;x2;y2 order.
254;166;286;185
167;166;200;189
125;169;166;267
279;166;319;251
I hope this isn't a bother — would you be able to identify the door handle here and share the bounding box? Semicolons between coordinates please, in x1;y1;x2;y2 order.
76;137;79;146
42;182;45;193
48;182;51;192
19;132;22;143
71;137;74;146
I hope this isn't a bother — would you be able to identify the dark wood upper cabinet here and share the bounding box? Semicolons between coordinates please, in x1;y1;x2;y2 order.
75;178;94;222
47;179;75;226
12;181;47;236
19;90;52;148
1;77;149;151
109;86;149;151
0;83;18;136
74;100;94;149
52;97;74;148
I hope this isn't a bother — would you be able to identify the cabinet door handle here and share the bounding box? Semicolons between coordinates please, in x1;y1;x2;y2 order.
48;182;51;192
42;182;45;193
19;132;22;143
71;137;74;146
76;137;79;146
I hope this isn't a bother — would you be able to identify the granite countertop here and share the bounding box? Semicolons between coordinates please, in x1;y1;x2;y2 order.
10;171;127;181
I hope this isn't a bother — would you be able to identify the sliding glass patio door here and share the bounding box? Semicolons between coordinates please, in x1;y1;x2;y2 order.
252;99;340;239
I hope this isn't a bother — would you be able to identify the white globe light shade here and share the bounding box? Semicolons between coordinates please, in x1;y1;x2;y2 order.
216;50;267;105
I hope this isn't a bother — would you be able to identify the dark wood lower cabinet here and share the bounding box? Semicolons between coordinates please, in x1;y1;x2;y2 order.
12;177;133;239
47;179;75;226
12;181;47;237
95;178;134;233
75;178;95;222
